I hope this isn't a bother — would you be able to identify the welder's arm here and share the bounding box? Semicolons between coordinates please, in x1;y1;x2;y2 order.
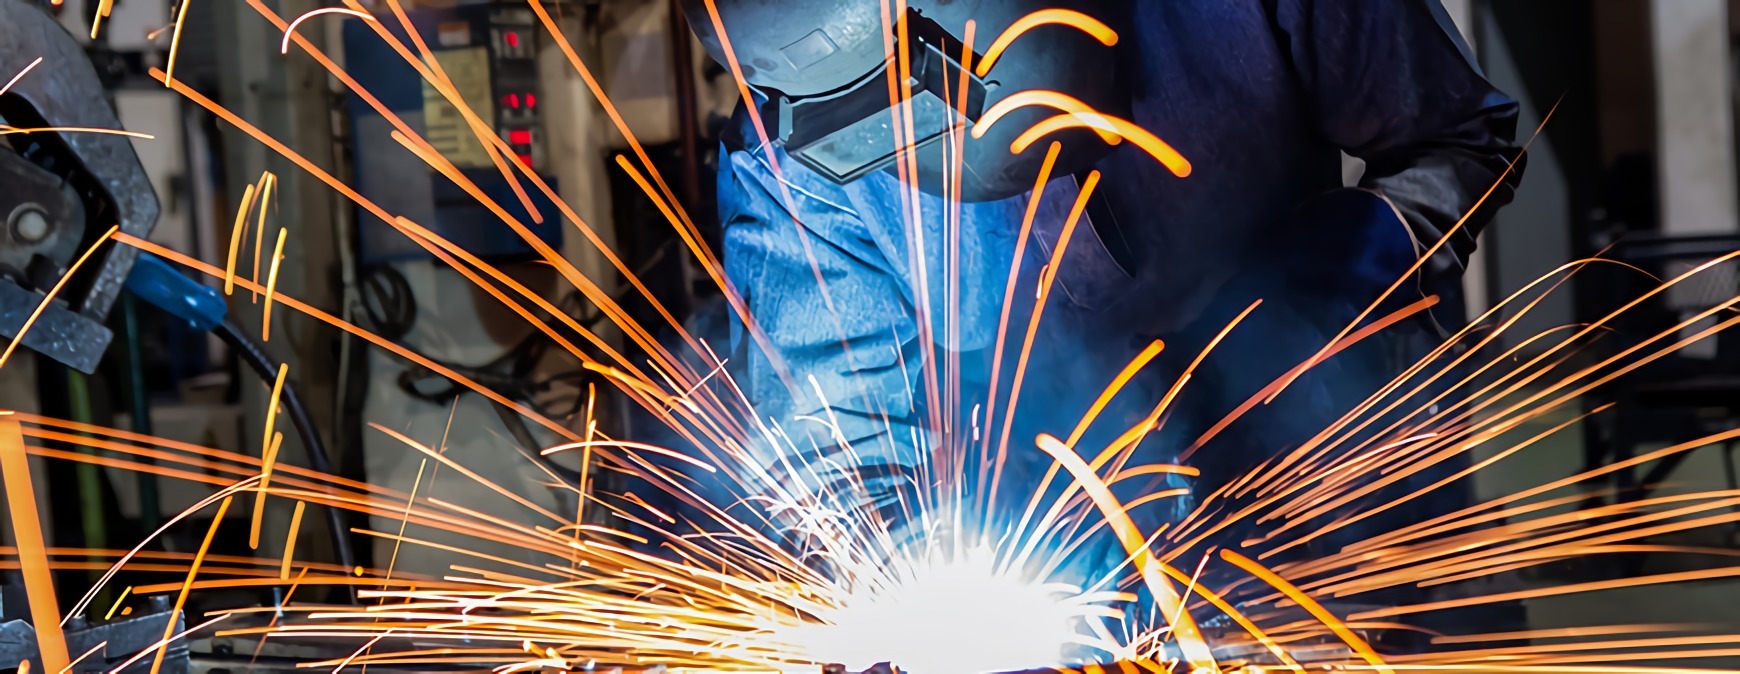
1275;0;1524;322
716;107;1017;529
718;138;921;485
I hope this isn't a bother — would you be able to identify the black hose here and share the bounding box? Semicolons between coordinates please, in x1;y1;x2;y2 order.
215;318;358;577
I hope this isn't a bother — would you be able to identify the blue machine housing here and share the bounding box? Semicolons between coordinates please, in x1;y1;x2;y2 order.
342;4;561;264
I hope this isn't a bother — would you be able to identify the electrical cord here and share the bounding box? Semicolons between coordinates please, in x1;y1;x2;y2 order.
359;265;417;342
389;283;605;420
396;336;595;420
215;317;359;577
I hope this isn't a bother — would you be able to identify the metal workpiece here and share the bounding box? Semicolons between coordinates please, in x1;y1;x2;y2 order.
190;620;676;674
0;591;187;673
0;0;159;373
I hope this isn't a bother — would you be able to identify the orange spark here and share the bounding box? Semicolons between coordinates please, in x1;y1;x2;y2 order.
90;0;116;38
1067;339;1165;447
622;491;676;525
1221;548;1392;673
0;417;68;673
943;21;976;458
383;458;429;584
252;172;275;300
988;170;1100;511
1;57;43;96
251;362;289;549
104;585;132;621
59;640;107;674
978;140;1062;488
1011;112;1192;178
1034;434;1218;672
282;501;306;580
578;384;598;527
1108;464;1202;485
372;424;564;522
1123;488;1191;512
886;0;948;447
977;9;1118;77
118;616;230;674
18;416;387;499
132;575;452;594
1180;294;1437;462
0;125;154;140
249;432;283;549
540;439;715;473
224;182;258;295
61;476;260;622
0;224;117;369
151;496;231;674
164;0;192;84
686;0;845;391
262;227;287;341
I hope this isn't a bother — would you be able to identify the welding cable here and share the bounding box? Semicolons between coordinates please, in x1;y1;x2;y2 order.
215;317;358;577
124;253;360;589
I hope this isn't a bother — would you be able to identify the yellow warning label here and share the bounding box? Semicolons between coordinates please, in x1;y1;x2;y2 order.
420;47;496;169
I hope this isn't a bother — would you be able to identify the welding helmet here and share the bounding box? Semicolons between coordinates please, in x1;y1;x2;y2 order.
681;0;1130;202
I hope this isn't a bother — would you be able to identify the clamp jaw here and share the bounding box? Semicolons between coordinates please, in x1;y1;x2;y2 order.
0;0;159;373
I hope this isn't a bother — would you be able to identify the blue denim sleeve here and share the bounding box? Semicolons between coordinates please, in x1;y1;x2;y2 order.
717;107;1023;519
1272;0;1523;316
719;135;916;465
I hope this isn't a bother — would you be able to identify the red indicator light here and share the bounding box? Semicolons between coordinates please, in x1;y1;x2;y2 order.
525;93;537;108
508;129;532;145
517;153;534;168
502;93;519;108
505;31;520;48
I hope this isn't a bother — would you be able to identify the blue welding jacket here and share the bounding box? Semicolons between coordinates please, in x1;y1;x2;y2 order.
708;0;1523;544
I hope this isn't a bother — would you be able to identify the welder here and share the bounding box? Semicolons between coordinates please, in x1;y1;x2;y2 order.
678;0;1524;566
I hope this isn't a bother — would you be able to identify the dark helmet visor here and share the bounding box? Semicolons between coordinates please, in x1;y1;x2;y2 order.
762;8;990;185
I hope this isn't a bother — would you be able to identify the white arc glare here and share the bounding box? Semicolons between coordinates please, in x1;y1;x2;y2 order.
788;546;1094;674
